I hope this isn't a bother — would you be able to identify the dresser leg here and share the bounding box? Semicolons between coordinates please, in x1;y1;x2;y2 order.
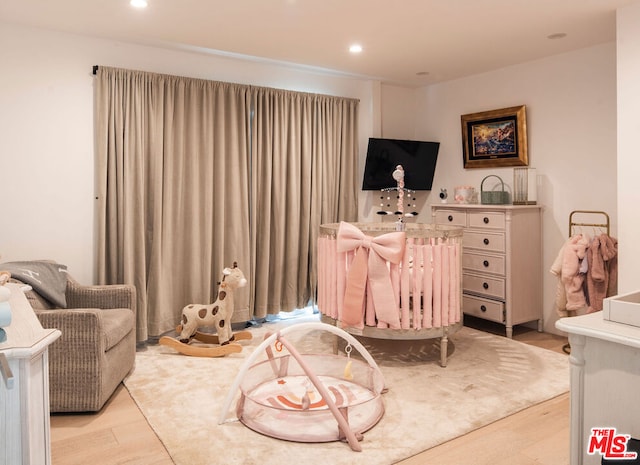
506;326;513;339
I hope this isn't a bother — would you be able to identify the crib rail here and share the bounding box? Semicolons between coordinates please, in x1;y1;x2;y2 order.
317;223;463;331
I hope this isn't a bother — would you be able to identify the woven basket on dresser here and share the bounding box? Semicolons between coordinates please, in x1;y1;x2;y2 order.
480;175;510;205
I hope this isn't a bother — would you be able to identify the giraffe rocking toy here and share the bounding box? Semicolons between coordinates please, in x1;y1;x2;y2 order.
159;262;252;357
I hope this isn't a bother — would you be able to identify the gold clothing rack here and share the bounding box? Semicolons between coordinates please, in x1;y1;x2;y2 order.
563;209;610;354
569;210;610;237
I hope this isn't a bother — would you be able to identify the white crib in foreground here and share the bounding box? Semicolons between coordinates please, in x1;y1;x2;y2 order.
317;222;464;366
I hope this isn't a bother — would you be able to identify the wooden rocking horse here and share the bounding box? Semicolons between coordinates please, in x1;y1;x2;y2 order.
159;262;252;357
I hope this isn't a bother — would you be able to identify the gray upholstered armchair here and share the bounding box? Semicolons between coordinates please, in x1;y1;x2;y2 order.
9;269;136;412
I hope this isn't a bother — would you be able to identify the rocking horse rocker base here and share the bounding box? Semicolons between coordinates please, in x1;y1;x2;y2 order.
159;328;253;357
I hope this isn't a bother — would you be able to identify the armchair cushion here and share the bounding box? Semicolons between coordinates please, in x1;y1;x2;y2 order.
1;260;69;307
101;308;135;351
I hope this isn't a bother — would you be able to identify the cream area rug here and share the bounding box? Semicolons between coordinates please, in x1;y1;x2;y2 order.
124;314;569;465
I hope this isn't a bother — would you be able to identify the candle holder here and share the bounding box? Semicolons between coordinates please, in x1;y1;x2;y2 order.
513;167;537;205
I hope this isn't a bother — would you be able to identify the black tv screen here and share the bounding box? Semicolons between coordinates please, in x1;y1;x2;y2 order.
362;138;440;191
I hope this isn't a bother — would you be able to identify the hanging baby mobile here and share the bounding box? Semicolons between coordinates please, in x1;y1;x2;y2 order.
377;164;418;230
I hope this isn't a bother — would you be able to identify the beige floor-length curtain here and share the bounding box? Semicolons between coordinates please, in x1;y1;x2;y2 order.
250;88;358;319
95;67;251;341
95;67;358;339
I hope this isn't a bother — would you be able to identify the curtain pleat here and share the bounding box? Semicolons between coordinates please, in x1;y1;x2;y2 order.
96;68;251;340
250;89;358;318
250;90;313;318
96;67;357;340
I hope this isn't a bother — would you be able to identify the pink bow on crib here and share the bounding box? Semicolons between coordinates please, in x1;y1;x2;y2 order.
337;222;406;329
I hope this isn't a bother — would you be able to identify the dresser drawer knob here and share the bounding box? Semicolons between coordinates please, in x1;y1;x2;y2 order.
483;282;489;289
447;215;453;222
483;260;489;267
483;217;489;224
483;238;490;245
480;305;487;312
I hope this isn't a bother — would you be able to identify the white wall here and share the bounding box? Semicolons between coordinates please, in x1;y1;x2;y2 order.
369;43;618;334
0;22;375;283
380;85;418;139
617;3;640;294
359;84;428;219
0;21;626;337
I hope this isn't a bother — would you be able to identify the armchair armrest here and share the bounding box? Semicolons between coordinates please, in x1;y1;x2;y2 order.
36;308;106;357
35;308;107;412
66;280;136;315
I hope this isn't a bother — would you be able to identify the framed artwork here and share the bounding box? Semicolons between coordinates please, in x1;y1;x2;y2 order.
461;105;528;169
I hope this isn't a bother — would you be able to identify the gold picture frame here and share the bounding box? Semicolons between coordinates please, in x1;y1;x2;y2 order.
461;105;528;169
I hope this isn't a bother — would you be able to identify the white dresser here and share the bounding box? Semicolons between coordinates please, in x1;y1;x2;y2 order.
431;204;543;337
0;283;61;465
556;313;640;465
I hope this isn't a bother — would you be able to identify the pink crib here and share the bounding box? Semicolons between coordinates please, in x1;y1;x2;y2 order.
317;222;464;366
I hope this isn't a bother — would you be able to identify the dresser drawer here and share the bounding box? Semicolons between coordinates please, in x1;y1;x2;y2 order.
468;211;505;230
462;251;505;276
433;209;466;227
463;272;506;300
463;294;504;323
464;230;506;253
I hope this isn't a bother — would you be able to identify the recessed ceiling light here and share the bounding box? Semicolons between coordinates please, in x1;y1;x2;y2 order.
349;44;363;54
547;32;567;40
130;0;148;8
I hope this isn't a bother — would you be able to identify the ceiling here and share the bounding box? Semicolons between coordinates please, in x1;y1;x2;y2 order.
1;0;636;87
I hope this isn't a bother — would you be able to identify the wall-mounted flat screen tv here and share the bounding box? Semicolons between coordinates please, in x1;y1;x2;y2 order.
361;138;440;191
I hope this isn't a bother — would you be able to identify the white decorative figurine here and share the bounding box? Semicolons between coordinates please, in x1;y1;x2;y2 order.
439;188;448;203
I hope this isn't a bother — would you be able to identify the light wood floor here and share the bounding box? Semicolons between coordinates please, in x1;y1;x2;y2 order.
50;317;570;465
